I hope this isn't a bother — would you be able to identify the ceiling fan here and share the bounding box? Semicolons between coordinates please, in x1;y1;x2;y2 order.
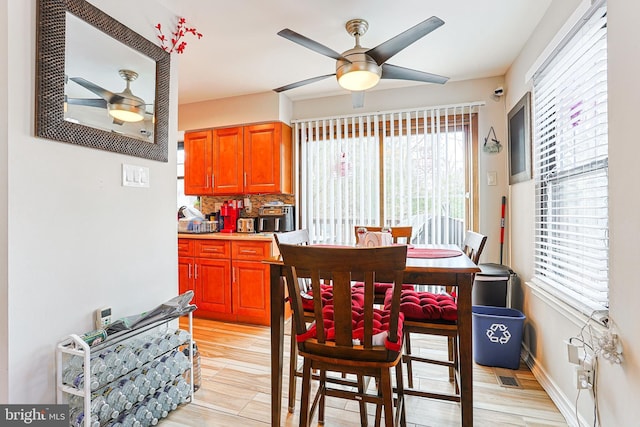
67;69;151;124
274;17;449;108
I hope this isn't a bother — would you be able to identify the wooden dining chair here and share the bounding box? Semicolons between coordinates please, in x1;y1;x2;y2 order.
353;225;413;244
353;226;414;305
397;230;487;403
274;229;312;413
279;243;408;427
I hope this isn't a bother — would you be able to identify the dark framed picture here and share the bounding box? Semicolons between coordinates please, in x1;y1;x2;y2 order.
508;92;532;184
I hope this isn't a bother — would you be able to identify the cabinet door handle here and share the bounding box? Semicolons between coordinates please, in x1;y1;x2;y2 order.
206;175;209;188
244;172;247;187
188;263;192;279
194;264;199;279
211;174;215;188
232;267;236;283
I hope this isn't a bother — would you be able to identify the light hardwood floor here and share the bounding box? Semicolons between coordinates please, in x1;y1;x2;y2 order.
166;317;567;427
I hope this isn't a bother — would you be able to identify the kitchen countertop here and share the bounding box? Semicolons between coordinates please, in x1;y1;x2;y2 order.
178;232;275;242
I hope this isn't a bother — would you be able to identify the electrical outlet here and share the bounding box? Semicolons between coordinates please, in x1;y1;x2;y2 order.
576;368;593;389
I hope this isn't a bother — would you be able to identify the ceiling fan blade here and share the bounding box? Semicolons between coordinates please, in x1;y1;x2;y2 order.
381;63;449;84
273;73;335;92
366;16;445;65
65;97;108;109
352;91;365;109
278;29;350;62
69;77;120;103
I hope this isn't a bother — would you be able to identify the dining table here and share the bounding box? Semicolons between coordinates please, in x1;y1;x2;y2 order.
265;244;481;426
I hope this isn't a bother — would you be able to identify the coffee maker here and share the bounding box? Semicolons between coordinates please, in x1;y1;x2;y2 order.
258;204;295;233
220;200;242;233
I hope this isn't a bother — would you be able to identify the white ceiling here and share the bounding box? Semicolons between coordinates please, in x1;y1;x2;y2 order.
159;0;553;105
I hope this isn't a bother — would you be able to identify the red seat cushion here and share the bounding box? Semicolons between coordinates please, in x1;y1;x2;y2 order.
300;284;365;311
296;305;405;352
352;282;415;295
384;289;457;321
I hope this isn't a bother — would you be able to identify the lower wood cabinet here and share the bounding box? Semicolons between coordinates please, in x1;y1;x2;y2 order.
178;238;272;325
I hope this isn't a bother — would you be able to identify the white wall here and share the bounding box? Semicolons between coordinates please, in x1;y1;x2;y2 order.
0;0;9;405
505;0;640;425
292;77;510;265
1;0;179;403
178;91;292;131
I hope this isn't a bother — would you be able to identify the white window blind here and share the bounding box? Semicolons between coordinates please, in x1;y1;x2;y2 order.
294;103;480;246
532;0;608;314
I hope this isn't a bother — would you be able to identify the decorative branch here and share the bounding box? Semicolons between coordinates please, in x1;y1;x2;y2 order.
155;18;203;54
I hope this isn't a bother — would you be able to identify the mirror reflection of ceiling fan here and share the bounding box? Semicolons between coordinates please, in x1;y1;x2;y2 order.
66;69;153;125
274;17;449;108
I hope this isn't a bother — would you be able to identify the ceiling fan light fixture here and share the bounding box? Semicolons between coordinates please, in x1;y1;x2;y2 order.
108;103;145;123
336;52;381;91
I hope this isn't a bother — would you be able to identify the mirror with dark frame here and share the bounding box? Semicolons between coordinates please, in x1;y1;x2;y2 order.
36;0;170;162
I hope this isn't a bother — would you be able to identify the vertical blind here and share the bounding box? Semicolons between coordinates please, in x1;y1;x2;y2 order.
532;0;608;314
294;103;481;246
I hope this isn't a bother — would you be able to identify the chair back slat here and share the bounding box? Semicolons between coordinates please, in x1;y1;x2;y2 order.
279;244;407;360
462;230;487;264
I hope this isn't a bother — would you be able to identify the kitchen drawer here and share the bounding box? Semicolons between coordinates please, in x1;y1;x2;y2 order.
231;241;271;261
178;239;195;257
196;240;231;258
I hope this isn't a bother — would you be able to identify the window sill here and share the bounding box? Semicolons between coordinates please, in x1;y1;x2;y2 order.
526;279;609;331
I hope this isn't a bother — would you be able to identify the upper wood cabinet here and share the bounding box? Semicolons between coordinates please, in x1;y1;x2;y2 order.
183;130;213;195
183;122;292;196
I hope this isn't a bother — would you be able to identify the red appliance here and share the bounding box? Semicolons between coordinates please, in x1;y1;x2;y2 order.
220;200;242;233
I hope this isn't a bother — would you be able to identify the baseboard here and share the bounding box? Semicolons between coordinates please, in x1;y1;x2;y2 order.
521;344;587;427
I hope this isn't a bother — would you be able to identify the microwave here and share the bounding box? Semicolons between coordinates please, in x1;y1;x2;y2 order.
258;205;295;233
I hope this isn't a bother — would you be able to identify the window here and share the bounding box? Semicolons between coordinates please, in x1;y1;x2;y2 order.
177;141;198;211
295;104;480;246
532;0;608;315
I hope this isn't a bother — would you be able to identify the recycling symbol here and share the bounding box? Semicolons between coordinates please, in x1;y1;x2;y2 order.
485;323;511;344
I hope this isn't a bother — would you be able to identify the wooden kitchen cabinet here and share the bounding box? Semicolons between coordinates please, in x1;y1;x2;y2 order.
183;122;292;196
231;240;272;325
178;237;273;325
244;122;292;194
212;126;244;194
183;130;213;195
178;239;233;321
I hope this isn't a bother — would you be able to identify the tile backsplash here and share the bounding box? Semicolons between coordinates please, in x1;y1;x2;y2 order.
200;194;295;217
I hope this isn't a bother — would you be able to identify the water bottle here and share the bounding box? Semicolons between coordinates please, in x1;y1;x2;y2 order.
63;368;99;391
98;368;116;386
143;396;167;420
142;366;166;391
163;384;182;407
132;404;153;422
69;406;100;427
172;350;190;375
182;342;201;392
141;340;161;359
116;345;142;371
98;349;123;369
130;371;154;398
165;329;190;348
159;351;181;378
172;376;191;403
117;378;142;404
102;386;131;412
149;360;170;381
67;354;107;375
154;390;176;412
152;336;172;355
91;394;119;422
133;346;154;365
114;413;141;427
